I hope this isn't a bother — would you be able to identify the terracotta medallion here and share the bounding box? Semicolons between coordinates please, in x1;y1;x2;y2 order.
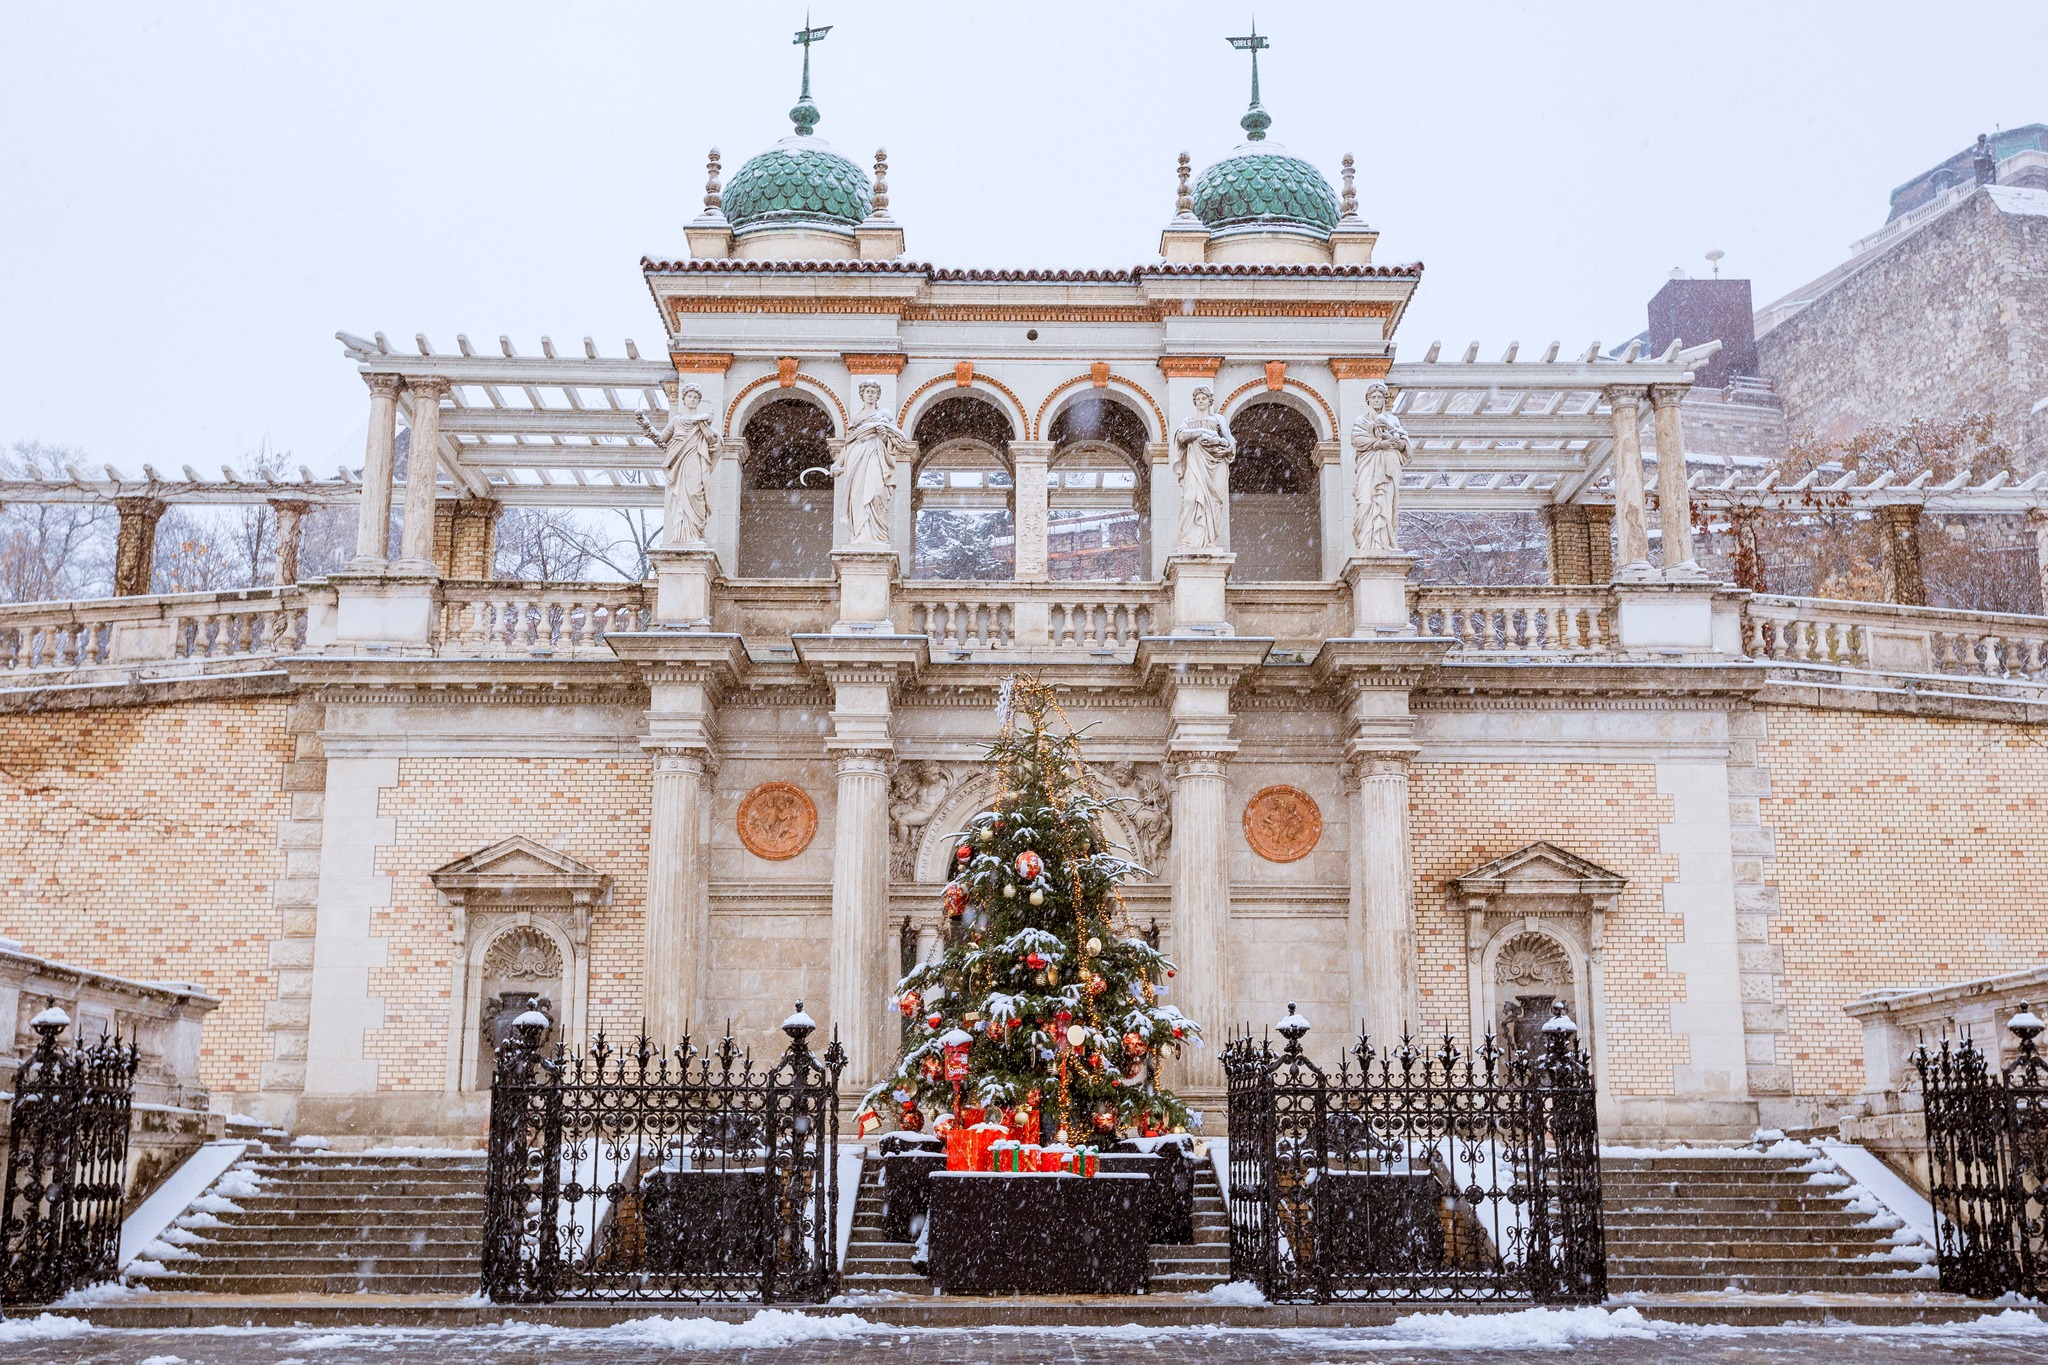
1242;785;1322;863
737;782;817;861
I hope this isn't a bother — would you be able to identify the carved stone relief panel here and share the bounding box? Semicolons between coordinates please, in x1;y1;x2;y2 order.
737;782;818;860
1242;785;1322;863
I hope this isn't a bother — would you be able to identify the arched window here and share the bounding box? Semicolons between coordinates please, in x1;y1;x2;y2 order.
912;395;1015;580
1228;401;1321;581
1048;396;1148;581
739;398;834;578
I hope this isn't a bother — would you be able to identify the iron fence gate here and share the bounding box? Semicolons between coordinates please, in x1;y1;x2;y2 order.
1;1004;139;1305
1222;1003;1604;1304
482;1002;845;1302
1916;1003;2048;1298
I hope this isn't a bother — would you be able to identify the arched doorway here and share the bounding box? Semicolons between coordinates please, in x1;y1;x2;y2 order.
1048;395;1149;580
1228;401;1321;580
739;397;834;578
911;395;1015;580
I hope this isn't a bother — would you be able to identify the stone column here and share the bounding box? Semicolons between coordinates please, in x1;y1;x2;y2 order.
829;747;894;1086
396;377;449;574
271;500;311;586
1650;386;1698;575
645;746;712;1047
1010;442;1052;582
1169;750;1232;1090
1606;387;1653;579
1876;504;1926;606
1729;507;1768;593
2031;509;2048;616
351;374;403;570
112;497;167;596
1350;753;1419;1046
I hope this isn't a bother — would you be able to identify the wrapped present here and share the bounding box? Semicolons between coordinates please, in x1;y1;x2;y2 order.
991;1139;1028;1173
944;1123;973;1171
966;1121;1008;1172
1037;1143;1073;1174
961;1103;987;1127
1073;1145;1100;1178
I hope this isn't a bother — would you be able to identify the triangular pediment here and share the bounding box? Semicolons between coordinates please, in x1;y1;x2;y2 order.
1450;841;1625;895
431;836;607;892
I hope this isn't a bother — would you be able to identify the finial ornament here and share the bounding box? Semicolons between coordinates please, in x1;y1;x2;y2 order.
704;149;723;214
1226;22;1272;142
790;15;832;136
872;148;890;216
1340;153;1358;220
1174;152;1195;219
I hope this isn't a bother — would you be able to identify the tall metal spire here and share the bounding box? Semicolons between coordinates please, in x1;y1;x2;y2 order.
1226;22;1272;142
790;15;832;136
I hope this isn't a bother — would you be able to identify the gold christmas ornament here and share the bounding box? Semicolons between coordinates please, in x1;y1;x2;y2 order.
1028;889;1044;906
1003;884;1017;898
1086;936;1101;956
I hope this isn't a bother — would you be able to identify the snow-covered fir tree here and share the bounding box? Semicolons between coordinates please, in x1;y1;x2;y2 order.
861;677;1200;1142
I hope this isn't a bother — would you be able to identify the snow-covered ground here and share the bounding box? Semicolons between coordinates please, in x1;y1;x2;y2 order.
5;1308;2048;1362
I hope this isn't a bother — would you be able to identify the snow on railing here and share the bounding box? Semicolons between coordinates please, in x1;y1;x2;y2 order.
1743;595;2048;683
439;580;649;657
0;588;307;683
1411;586;1617;655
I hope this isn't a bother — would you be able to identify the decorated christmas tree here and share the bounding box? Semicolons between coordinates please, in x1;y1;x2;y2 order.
861;677;1200;1144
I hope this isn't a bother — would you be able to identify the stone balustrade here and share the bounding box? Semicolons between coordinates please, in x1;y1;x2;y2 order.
1745;594;2048;683
1411;586;1618;656
3;580;2048;696
439;580;650;658
0;587;307;685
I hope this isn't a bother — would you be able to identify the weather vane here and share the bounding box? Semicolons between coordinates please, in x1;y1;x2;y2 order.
790;14;832;136
1225;21;1272;142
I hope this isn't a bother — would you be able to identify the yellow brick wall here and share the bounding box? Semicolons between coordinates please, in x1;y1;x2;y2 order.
0;698;291;1095
372;757;651;1090
1410;762;1679;1097
1759;707;2048;1096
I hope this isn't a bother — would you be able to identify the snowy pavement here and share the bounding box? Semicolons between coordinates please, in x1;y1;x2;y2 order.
6;1306;2048;1362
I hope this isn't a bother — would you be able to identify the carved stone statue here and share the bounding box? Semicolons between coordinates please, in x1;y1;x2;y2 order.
1104;760;1173;872
887;761;957;879
638;384;717;547
1349;380;1410;554
1171;386;1235;552
835;381;914;547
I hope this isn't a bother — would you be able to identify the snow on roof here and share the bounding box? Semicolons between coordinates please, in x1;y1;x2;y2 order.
1985;184;2048;218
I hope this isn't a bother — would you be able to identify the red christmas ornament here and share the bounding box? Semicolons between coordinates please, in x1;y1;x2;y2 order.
1088;975;1107;996
921;1054;943;1081
1015;850;1044;880
1171;1025;1185;1039
957;844;972;863
927;1012;943;1028
942;882;969;917
898;992;921;1017
1123;1031;1147;1058
900;1102;925;1132
1024;952;1048;970
1093;1108;1118;1132
1166;968;1176;978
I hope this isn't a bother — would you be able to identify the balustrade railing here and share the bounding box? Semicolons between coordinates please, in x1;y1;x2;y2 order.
440;581;649;657
0;588;306;683
903;583;1162;655
1412;587;1617;655
1743;595;2048;683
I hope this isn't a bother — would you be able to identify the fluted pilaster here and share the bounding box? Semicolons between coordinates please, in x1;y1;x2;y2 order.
829;747;894;1086
1169;750;1232;1090
645;747;711;1047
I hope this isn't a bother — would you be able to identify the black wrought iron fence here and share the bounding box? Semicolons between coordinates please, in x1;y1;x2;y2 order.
1;1003;139;1305
1222;1002;1604;1304
1916;1002;2048;1298
481;1002;846;1303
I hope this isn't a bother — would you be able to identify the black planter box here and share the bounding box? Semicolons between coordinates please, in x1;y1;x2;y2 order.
926;1170;1152;1294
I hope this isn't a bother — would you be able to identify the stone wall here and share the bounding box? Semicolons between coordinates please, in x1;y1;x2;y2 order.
0;697;290;1099
1756;186;2048;466
1756;705;2048;1104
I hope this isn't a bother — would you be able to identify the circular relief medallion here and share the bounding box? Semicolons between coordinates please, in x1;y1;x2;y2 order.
1242;785;1322;863
737;782;817;861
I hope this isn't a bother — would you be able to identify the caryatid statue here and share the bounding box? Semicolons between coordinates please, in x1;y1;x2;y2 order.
1171;386;1236;552
834;380;914;547
637;383;716;546
1349;380;1410;554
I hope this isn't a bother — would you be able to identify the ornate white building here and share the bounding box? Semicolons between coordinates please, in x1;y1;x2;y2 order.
3;45;2045;1148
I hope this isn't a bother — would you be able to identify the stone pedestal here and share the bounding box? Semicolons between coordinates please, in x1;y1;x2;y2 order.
832;548;899;633
1164;553;1234;636
330;572;438;647
1614;583;1741;654
1343;553;1418;633
651;546;720;627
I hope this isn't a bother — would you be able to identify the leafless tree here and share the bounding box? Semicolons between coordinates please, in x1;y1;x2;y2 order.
1398;510;1549;585
0;442;111;602
493;507;598;581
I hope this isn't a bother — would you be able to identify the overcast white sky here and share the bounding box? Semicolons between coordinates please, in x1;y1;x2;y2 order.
2;1;2042;475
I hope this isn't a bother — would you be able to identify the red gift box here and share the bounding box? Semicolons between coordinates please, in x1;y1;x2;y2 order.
944;1124;973;1171
991;1139;1027;1172
1073;1145;1100;1177
1038;1143;1073;1174
966;1122;1007;1172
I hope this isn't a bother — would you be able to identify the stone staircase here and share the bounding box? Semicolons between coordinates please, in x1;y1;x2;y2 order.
840;1153;1232;1295
1603;1153;1932;1295
139;1150;487;1295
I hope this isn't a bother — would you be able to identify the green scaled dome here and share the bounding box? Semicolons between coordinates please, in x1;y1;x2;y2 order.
1193;144;1340;233
723;136;872;229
